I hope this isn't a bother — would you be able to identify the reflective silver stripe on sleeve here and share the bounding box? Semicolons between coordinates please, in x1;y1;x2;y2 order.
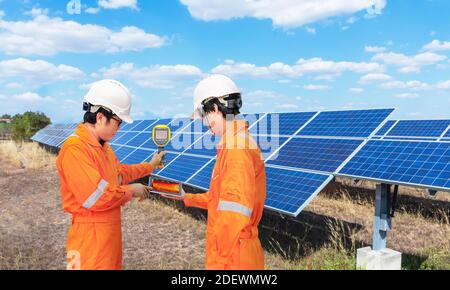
70;134;79;138
82;179;108;209
118;174;123;185
217;201;252;217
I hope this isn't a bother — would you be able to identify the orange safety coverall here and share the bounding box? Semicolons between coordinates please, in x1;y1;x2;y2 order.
56;124;154;270
184;120;267;270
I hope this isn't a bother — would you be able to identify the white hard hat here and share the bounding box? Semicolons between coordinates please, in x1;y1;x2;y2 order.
192;74;241;119
84;79;133;124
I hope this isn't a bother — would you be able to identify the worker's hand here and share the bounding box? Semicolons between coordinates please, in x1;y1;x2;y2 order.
149;151;166;169
129;183;152;201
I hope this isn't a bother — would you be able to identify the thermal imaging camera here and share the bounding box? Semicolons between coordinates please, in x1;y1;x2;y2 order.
152;124;171;166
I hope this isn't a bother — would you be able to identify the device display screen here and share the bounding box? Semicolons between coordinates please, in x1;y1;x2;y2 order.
155;130;168;140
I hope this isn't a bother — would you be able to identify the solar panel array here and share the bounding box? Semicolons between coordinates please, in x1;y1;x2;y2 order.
31;123;77;147
339;140;450;191
32;109;401;217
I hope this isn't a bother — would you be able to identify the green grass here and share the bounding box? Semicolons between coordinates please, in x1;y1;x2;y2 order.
402;247;450;270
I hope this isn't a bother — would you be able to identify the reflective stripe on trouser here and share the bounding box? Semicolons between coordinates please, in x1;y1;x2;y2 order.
66;221;122;270
82;179;108;209
217;201;252;217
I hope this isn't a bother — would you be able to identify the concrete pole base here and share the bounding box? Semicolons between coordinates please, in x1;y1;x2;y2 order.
356;247;402;270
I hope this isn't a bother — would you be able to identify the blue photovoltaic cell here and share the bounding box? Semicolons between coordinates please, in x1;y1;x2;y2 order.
375;120;396;136
122;149;154;164
129;120;156;132
110;132;125;143
125;132;152;147
299;109;394;137
158;155;212;182
185;134;220;157
186;160;215;189
179;119;209;134
115;146;135;162
114;132;138;145
443;129;450;138
265;166;332;216
110;144;121;152
267;138;363;172
251;112;316;136
382;137;438;141
119;122;136;131
126;120;143;131
387;120;450;137
339;140;450;190
255;136;287;160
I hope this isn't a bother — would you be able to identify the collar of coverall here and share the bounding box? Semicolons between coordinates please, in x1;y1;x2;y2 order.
217;119;249;150
75;123;107;149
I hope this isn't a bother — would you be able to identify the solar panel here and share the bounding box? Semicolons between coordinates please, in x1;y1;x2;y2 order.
387;120;450;138
375;120;396;136
122;148;154;164
251;112;316;136
267;137;363;173
157;155;212;182
339;140;450;191
118;122;136;131
185;159;215;190
110;132;125;144
265;166;333;216
298;109;394;137
125;132;152;147
115;146;135;162
113;132;138;145
129;120;157;131
444;129;450;138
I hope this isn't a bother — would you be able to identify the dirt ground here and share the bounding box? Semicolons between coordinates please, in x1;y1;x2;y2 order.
0;155;449;269
0;157;207;269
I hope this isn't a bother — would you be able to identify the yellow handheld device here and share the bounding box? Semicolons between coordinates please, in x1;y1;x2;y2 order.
152;124;171;166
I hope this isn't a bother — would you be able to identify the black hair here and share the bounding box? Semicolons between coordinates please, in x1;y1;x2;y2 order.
202;93;241;119
83;107;114;125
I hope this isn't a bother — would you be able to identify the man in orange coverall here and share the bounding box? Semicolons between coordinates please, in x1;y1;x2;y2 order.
162;74;267;270
57;79;165;270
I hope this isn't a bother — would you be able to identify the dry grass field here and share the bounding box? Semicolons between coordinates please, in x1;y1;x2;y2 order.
0;140;448;270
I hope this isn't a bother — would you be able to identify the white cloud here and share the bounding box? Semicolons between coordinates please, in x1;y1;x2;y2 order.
305;27;316;35
365;46;386;53
423;40;450;52
98;0;138;10
246;90;283;99
85;7;101;14
372;51;447;73
381;80;431;90
436;80;450;90
211;58;381;79
276;104;299;110
350;88;364;93
0;58;84;86
0;10;167;55
0;10;5;19
395;93;419;99
303;84;329;91
99;62;203;89
13;92;54;102
359;73;392;84
180;0;386;28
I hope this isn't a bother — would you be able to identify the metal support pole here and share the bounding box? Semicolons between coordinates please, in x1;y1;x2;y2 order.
373;183;392;251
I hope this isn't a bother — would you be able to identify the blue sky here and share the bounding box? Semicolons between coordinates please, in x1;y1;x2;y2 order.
1;0;450;123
